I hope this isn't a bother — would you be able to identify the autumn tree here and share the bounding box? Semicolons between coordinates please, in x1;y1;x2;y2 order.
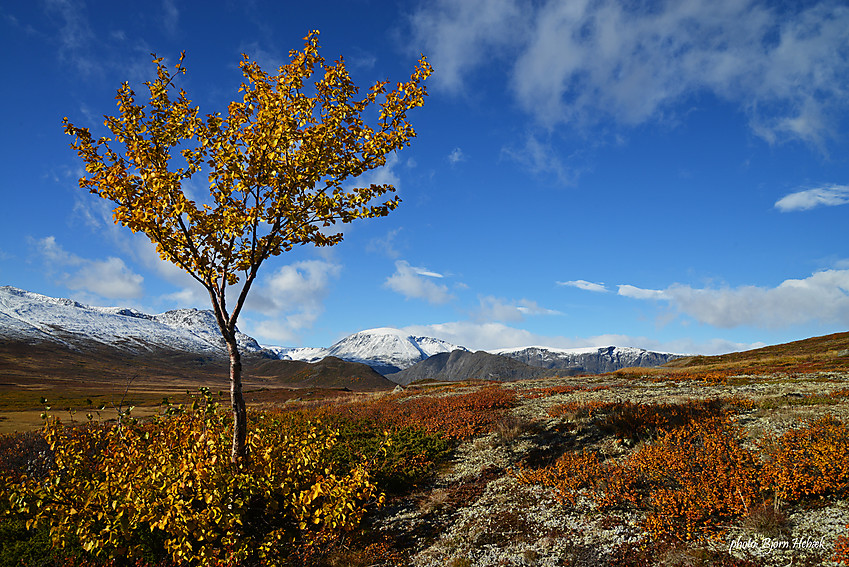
63;31;431;463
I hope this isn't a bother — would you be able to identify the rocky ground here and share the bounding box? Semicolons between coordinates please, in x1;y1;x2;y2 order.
364;371;849;567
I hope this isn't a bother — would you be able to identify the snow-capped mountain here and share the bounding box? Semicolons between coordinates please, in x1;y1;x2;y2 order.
271;327;467;375
0;286;262;356
1;286;679;378
489;345;681;374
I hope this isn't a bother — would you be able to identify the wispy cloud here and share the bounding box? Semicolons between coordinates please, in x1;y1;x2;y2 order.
237;41;285;74
413;0;849;149
42;0;99;75
620;270;849;328
32;236;144;299
367;227;404;259
447;147;466;164
501;133;582;185
775;184;849;212
400;320;753;355
410;0;526;93
475;295;561;322
617;285;670;301
384;260;454;304
350;152;401;190
558;279;608;293
161;0;179;36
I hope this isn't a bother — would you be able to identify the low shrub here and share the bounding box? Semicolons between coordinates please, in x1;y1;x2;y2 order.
0;390;382;566
760;414;849;504
835;525;849;565
315;385;517;440
518;411;849;543
630;417;762;541
320;416;452;493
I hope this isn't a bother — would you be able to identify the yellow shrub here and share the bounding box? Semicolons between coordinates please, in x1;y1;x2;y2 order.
1;392;382;566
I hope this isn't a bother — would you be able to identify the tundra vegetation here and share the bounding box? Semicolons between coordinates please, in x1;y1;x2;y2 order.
2;333;849;566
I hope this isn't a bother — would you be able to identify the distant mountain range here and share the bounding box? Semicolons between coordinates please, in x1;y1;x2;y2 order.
490;345;680;374
0;286;681;387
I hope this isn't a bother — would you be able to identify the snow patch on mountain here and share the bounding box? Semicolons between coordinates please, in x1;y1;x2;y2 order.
489;345;682;373
270;327;467;374
0;286;261;355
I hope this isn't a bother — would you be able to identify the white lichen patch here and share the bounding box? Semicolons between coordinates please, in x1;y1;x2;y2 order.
364;371;849;567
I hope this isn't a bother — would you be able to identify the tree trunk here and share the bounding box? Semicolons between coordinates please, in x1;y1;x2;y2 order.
225;336;248;464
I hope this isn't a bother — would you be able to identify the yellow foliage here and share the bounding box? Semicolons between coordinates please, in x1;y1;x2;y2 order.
0;394;382;566
61;31;431;292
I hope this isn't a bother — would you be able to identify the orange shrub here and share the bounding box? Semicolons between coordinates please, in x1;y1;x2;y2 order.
515;450;604;505
519;385;582;399
517;416;766;542
629;418;762;541
760;415;849;503
547;399;610;419
834;525;849;565
311;386;517;440
548;398;737;442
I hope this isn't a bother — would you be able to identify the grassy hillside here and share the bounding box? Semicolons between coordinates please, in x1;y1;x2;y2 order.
641;331;849;377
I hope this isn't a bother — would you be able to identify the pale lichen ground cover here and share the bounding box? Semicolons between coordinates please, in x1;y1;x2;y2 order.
367;372;849;567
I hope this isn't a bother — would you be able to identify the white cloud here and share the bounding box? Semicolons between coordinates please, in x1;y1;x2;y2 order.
66;257;144;299
410;0;526;93
620;270;849;328
447;147;466;164
775;184;849;212
400;320;749;355
402;321;537;351
244;260;342;344
367;227;404;259
558;279;608;293
32;236;144;299
617;284;670;300
476;295;561;322
413;0;849;148
501;133;581;185
351;152;401;189
384;260;454;304
412;266;445;278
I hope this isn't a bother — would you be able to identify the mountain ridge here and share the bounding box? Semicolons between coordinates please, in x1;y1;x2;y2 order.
0;286;682;381
490;345;681;374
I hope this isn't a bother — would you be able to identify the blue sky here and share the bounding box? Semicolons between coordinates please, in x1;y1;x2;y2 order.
2;0;849;354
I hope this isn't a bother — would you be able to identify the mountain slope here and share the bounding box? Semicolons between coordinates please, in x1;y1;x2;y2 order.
386;349;559;386
0;286;262;356
274;327;466;374
490;345;681;374
663;330;849;375
247;356;395;390
0;286;393;392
